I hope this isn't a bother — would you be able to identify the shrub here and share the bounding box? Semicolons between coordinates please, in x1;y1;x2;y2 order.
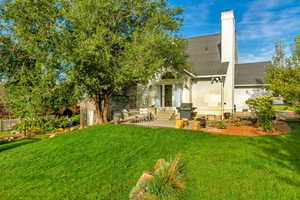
217;121;227;129
234;122;241;127
246;96;275;131
13;116;69;134
70;114;80;122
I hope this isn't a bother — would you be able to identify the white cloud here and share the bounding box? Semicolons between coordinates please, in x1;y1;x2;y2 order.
183;0;216;27
238;0;300;62
239;0;300;40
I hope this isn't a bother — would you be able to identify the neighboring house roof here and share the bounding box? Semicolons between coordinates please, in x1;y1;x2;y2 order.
186;33;227;76
235;62;271;85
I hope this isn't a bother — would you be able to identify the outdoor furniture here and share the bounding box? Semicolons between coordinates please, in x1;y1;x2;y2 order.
192;121;200;131
194;117;206;128
177;103;196;120
224;112;231;119
121;108;152;123
182;118;189;127
174;120;184;129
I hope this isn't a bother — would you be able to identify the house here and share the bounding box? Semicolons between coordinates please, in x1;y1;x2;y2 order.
136;10;270;119
81;10;271;125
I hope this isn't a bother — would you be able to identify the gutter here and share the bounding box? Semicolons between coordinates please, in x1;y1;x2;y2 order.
235;84;270;87
184;70;226;79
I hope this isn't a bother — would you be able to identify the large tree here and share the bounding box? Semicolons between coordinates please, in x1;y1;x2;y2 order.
0;0;187;124
265;36;300;106
0;32;81;118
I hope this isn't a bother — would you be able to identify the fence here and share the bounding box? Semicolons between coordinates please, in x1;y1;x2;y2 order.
0;119;20;132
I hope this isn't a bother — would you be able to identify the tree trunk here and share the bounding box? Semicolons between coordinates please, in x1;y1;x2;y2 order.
93;92;111;125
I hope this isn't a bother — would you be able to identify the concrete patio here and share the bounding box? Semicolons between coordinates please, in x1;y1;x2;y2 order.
122;118;292;136
123;120;195;130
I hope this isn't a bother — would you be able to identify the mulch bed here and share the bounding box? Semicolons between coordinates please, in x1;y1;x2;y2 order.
203;120;291;136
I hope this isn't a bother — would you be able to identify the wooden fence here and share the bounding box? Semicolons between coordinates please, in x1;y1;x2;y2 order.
0;119;20;132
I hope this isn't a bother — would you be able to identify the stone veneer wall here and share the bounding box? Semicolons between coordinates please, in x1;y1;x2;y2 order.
80;84;138;126
110;84;137;115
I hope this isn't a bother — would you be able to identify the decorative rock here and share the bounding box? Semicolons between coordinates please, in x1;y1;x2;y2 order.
129;171;154;200
70;127;78;132
137;171;154;184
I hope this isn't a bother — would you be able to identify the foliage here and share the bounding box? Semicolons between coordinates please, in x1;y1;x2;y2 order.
69;114;80;122
216;121;227;129
13;116;69;134
0;0;187;124
246;96;275;131
265;36;300;105
145;156;185;200
0;32;82;118
273;105;300;112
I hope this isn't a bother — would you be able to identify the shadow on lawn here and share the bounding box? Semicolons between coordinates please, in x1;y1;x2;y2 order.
0;138;41;152
250;119;300;187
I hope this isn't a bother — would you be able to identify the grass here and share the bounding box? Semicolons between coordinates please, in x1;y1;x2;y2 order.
0;131;10;135
1;120;300;200
273;105;300;112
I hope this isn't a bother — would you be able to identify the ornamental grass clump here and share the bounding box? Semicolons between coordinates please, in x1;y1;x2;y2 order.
145;156;185;200
246;96;276;131
129;155;185;200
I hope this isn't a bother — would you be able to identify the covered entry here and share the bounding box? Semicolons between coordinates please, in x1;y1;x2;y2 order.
155;84;183;107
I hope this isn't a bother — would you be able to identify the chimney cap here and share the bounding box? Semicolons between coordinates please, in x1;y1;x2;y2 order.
221;10;234;19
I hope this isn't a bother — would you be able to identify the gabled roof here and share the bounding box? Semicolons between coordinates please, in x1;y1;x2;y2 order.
235;62;271;85
186;33;225;76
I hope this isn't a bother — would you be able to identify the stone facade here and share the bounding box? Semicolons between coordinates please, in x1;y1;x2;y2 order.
80;84;137;126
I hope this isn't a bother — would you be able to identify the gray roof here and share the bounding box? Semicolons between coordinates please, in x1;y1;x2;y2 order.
185;33;270;84
235;62;271;85
186;34;227;75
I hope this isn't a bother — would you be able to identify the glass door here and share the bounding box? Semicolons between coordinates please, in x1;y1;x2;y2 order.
164;85;173;107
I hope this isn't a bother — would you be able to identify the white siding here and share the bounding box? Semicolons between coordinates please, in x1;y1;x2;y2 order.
182;78;191;103
234;87;270;112
192;79;223;115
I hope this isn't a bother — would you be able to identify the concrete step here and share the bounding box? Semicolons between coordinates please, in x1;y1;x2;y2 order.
156;111;174;120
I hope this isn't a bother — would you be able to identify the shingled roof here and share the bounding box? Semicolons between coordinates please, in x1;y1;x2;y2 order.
235;62;271;85
185;34;270;85
186;34;228;76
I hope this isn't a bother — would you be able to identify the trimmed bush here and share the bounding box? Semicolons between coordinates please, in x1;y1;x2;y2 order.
246;96;275;131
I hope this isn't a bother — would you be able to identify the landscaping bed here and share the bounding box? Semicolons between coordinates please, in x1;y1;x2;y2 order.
203;120;291;136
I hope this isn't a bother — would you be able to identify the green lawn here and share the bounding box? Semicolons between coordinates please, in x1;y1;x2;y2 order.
0;131;10;135
1;120;300;200
273;105;300;112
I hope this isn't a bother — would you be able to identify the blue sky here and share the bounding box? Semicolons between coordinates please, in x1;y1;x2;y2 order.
169;0;300;63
